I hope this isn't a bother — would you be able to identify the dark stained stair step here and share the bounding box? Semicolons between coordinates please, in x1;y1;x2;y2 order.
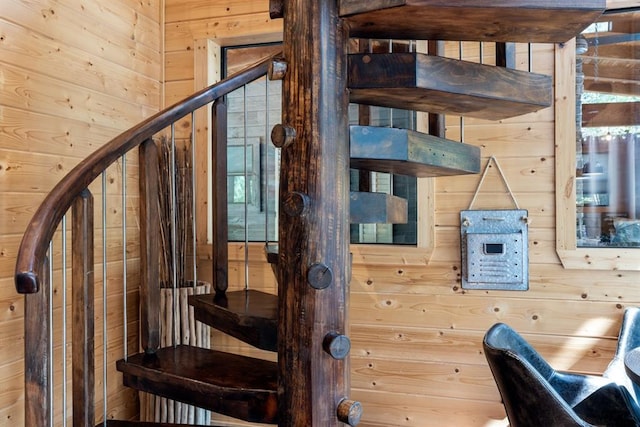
340;0;604;43
348;52;552;120
350;125;480;177
116;346;277;424
265;244;279;265
189;290;278;352
350;191;407;224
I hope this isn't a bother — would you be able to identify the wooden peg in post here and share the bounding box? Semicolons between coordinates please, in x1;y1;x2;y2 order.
323;332;351;360
337;399;362;426
269;58;288;80
271;124;296;148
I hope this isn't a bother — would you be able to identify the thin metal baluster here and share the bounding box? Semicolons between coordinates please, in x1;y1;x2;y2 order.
265;77;270;246
409;40;415;130
459;41;465;142
48;241;54;427
479;42;483;65
61;216;67;427
102;171;108;427
191;112;198;288
244;85;249;291
389;39;393;127
121;154;128;360
528;43;533;73
170;124;178;346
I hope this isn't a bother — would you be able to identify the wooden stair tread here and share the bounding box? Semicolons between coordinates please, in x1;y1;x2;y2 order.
349;52;552;120
264;244;279;265
350;125;480;177
350;191;407;224
340;0;604;43
189;290;278;352
116;346;277;424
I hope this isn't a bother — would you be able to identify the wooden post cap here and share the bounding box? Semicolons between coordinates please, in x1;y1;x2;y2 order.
271;124;296;148
337;399;362;426
269;58;288;80
323;332;351;360
269;0;284;19
307;262;333;289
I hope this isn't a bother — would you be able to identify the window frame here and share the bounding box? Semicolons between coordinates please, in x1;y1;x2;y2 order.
555;38;640;270
194;38;435;267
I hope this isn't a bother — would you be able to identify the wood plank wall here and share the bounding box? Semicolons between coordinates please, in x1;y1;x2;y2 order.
0;0;162;424
170;1;640;426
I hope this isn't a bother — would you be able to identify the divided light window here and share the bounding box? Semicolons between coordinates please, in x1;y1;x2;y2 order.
223;43;418;245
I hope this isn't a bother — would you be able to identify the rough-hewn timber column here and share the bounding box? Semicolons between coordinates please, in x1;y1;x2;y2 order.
277;0;353;425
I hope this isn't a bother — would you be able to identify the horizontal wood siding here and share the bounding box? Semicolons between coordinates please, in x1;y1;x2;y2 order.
0;0;162;424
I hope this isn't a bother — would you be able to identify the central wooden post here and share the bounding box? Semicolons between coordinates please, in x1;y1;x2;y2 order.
276;0;356;425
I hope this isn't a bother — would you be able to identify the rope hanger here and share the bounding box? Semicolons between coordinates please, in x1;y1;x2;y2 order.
467;156;520;210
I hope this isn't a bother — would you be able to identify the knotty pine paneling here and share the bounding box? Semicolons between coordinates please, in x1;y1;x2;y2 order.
0;18;160;108
0;106;124;159
0;0;161;79
0;0;162;424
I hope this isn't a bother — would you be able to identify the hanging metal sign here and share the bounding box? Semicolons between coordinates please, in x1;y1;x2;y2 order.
460;157;529;291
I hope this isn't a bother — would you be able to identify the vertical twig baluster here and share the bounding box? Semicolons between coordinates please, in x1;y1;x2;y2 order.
24;257;51;427
72;190;95;427
212;100;229;295
139;138;160;353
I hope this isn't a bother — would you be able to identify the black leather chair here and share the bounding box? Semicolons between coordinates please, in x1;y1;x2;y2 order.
483;322;640;426
604;307;640;402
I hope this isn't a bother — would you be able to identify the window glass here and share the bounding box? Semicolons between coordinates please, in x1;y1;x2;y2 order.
224;43;418;245
576;10;640;247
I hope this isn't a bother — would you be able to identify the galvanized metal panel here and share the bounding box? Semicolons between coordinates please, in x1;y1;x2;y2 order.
460;209;528;291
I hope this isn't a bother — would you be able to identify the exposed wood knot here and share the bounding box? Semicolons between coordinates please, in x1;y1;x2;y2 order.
268;58;287;80
271;124;296;148
337;399;362;426
323;332;351;360
283;191;310;217
307;262;333;289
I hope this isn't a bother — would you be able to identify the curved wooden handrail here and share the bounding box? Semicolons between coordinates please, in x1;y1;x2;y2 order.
15;55;275;294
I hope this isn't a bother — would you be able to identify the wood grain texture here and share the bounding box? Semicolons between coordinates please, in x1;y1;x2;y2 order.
350;125;481;177
350;192;408;224
212;100;229;294
277;0;351;425
117;345;278;423
349;53;552;120
139;139;161;353
190;289;278;351
71;191;95;427
340;0;605;43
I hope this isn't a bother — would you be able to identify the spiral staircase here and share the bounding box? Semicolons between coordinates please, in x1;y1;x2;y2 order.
15;1;604;426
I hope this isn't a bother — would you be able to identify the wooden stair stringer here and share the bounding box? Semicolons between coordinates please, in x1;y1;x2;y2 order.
116;346;278;424
348;52;552;120
340;0;605;43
